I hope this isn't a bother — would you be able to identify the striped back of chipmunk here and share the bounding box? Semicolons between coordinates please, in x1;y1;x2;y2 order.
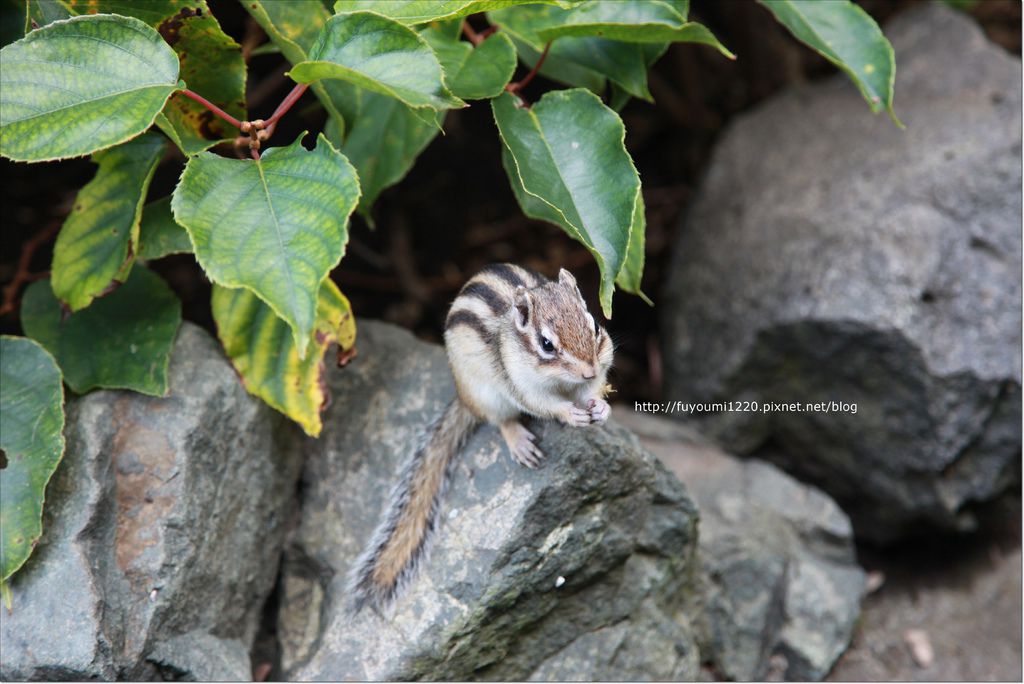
444;263;547;341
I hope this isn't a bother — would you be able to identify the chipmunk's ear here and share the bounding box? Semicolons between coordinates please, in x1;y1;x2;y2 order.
513;286;533;331
559;268;585;302
558;268;577;289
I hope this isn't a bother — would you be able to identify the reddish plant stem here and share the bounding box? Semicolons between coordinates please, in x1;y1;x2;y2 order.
506;40;552;95
0;222;60;317
180;88;243;129
191;82;308;159
461;20;483;46
265;83;309;128
246;83;309;156
240;16;264;64
462;20;500;47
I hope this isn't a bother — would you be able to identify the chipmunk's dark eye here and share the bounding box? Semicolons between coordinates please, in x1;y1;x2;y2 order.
594;318;600;335
540;336;555;353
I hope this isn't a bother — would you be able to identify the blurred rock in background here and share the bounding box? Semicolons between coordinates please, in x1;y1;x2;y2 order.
662;3;1021;542
618;411;866;681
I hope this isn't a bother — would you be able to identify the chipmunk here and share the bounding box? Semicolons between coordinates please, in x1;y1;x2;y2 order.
349;263;614;613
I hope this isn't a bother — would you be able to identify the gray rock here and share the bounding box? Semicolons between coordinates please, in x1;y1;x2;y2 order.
617;411;865;681
0;323;302;679
147;631;252;682
278;321;702;681
661;3;1022;541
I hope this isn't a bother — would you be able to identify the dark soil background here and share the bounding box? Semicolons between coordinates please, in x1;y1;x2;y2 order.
3;0;1018;407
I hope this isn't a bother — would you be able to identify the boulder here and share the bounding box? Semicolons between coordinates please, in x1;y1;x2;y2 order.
146;631;252;682
0;323;302;680
661;3;1022;541
278;321;703;681
617;411;865;681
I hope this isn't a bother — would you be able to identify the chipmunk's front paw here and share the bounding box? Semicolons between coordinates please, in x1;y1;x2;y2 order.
587;398;611;424
560;402;592;428
500;421;545;469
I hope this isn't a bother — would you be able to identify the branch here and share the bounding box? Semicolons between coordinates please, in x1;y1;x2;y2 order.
0;222;60;317
461;19;483;46
506;40;552;96
264;83;309;128
463;18;499;45
238;83;309;157
179;89;243;129
184;82;309;159
240;16;265;63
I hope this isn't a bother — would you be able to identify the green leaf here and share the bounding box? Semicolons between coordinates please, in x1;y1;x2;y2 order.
50;132;165;312
489;5;575;51
641;39;670;67
758;0;900;124
607;41;670;106
171;133;360;359
249;42;282;56
490;6;656;99
556;37;656;100
425;17;466;41
20;267;182;396
501;137;647;306
30;1;248;155
610;37;671;108
615;190;650;303
608;81;633;112
289;11;466;112
665;0;690;19
334;0;572;25
0;336;64;582
493;89;641;317
246;0;325;62
534;0;733;58
37;1;177;27
0;14;181;162
212;279;356;437
138;195;192;260
491;2;730;97
500;143;570;224
244;0;360;138
419;25;473;82
25;0;70;32
420;25;516;100
340;91;441;221
447;31;518;100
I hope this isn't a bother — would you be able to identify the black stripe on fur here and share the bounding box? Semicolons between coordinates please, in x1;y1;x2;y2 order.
444;309;492;343
459;281;507;315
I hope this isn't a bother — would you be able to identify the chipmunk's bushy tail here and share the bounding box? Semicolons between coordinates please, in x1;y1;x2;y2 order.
348;398;480;613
